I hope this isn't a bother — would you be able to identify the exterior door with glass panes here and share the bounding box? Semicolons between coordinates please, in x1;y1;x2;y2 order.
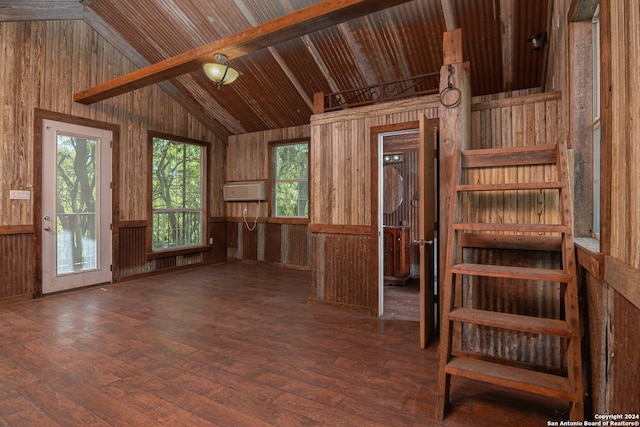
42;119;112;293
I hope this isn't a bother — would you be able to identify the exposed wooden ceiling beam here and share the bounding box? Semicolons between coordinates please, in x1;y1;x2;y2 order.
233;0;313;111
74;0;414;105
83;8;241;138
0;1;83;21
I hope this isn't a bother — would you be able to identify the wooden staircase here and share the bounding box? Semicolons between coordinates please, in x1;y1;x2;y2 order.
435;141;584;421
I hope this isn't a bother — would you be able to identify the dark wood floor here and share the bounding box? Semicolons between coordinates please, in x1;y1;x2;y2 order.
383;280;420;321
0;263;567;426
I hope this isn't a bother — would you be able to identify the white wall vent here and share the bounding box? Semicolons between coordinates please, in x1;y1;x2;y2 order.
223;181;266;201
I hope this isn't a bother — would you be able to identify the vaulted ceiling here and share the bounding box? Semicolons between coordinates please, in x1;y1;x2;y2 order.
2;0;552;140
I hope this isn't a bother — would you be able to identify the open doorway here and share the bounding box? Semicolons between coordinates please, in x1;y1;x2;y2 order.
373;117;439;347
379;129;421;321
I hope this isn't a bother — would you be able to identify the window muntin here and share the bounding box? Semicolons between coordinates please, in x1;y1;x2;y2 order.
151;136;204;250
272;142;309;217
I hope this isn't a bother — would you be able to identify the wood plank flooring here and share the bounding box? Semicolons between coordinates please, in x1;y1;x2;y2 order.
0;262;568;426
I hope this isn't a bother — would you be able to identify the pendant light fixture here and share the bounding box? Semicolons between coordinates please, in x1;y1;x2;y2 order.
202;53;239;88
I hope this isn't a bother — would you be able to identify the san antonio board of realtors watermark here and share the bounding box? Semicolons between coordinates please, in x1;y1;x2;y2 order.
547;414;640;426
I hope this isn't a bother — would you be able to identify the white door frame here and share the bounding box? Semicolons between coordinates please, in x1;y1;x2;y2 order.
41;119;113;294
377;128;420;315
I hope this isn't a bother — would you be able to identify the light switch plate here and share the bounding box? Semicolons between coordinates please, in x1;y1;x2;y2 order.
10;190;31;200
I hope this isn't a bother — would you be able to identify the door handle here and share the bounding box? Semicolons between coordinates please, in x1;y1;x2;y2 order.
44;226;52;231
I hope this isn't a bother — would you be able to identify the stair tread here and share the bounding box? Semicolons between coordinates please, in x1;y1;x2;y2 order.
461;144;558;168
448;308;573;337
453;223;568;233
445;356;575;400
458;233;563;251
450;263;570;282
457;182;564;191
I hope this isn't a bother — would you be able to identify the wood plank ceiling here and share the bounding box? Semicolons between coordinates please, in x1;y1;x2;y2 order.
1;0;551;140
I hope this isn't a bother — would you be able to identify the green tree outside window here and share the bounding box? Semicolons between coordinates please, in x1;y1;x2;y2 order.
274;142;308;217
152;137;203;249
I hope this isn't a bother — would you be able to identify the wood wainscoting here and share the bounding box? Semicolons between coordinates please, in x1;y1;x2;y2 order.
309;225;374;314
226;219;311;270
0;226;35;304
117;218;228;280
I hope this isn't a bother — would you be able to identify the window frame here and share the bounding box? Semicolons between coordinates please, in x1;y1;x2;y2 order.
592;6;601;238
268;138;310;220
147;131;209;256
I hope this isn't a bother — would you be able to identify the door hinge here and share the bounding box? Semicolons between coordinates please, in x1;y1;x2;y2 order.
110;264;112;271
110;223;113;230
433;149;439;159
110;140;113;148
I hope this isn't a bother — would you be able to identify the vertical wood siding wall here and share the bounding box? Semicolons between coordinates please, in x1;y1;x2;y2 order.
309;96;440;311
608;2;640;270
226;125;310;218
578;0;640;415
548;0;640;414
310;97;440;227
0;230;34;301
0;20;226;298
466;92;566;369
226;126;312;269
309;91;567;369
602;0;640;413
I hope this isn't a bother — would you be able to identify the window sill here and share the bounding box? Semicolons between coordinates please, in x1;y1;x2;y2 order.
148;244;211;260
575;237;605;281
267;217;310;225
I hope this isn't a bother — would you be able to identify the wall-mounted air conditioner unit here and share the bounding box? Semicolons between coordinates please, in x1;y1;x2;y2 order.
223;180;266;201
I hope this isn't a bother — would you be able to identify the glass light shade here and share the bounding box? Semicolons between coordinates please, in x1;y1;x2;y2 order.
202;62;239;86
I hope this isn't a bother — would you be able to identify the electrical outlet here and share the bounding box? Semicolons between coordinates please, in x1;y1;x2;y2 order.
243;208;248;216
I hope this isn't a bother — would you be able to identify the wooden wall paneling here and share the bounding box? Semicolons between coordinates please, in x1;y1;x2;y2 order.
154;256;176;270
610;289;640;413
598;0;612;255
307;91;562;313
569;21;595;236
582;268;607;414
310;95;440;228
284;223;311;267
460;92;568;369
209;138;227;219
311;233;371;309
464;248;566;370
0;233;34;302
227;221;239;259
209;219;228;262
264;223;282;263
242;224;259;261
226;125;309;219
118;224;149;278
0;20;226;296
609;0;627;263
625;2;639;268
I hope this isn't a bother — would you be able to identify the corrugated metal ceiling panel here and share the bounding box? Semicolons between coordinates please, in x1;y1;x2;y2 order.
83;0;551;138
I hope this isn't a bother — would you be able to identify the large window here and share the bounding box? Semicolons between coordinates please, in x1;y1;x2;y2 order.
150;134;206;250
272;140;309;217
